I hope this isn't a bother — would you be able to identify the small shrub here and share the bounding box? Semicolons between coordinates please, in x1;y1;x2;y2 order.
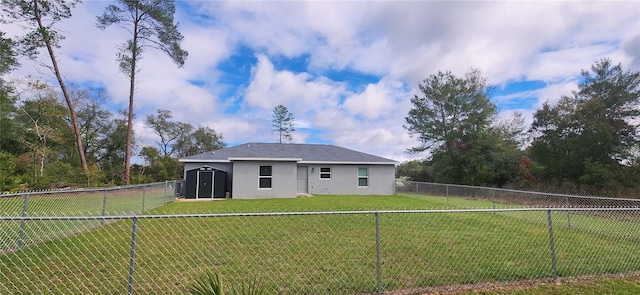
189;272;263;295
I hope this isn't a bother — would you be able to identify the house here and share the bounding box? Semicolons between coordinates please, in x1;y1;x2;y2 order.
178;143;397;199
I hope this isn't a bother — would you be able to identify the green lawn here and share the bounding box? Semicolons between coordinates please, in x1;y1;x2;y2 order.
0;186;169;216
1;194;639;294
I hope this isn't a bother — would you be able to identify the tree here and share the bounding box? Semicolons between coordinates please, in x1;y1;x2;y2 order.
271;104;295;143
98;111;130;184
529;59;639;191
0;31;21;155
0;31;18;75
13;79;71;183
395;159;431;182
145;109;192;157
574;59;639;163
404;69;496;154
404;69;501;185
70;86;113;164
97;0;188;184
174;125;225;157
2;0;90;182
136;146;182;182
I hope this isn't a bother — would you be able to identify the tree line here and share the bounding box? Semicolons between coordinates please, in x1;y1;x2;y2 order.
401;59;640;196
1;0;188;189
0;75;224;189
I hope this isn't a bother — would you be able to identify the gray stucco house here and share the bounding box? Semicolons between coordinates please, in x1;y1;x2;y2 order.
178;143;397;199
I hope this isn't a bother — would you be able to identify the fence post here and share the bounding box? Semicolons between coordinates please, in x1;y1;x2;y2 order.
164;181;168;205
375;211;382;294
102;190;107;226
18;193;30;249
547;210;558;281
565;196;571;229
141;186;146;212
128;216;139;295
446;185;449;206
492;189;496;212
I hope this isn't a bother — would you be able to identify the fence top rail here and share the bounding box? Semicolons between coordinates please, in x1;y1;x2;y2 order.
406;181;640;202
2;207;639;221
0;181;173;198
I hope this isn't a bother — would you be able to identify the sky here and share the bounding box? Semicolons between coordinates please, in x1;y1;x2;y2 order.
4;1;640;163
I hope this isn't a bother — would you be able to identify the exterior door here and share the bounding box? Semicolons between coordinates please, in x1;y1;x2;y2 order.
197;170;214;198
297;166;308;193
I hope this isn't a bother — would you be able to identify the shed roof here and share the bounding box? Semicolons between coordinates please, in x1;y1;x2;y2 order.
179;143;396;164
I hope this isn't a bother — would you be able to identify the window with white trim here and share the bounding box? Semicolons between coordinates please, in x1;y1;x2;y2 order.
319;167;331;179
259;166;272;189
358;167;368;187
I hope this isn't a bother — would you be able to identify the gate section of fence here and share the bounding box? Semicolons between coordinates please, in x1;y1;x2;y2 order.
1;208;639;294
397;181;640;209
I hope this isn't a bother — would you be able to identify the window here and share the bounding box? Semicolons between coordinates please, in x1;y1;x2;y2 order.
259;166;272;189
319;167;331;179
358;167;368;187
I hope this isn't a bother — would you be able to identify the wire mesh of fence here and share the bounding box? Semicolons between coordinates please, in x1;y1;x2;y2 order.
397;181;640;209
1;208;639;294
0;181;176;217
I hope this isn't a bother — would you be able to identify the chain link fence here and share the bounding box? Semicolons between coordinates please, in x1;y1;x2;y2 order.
0;182;176;253
0;181;176;216
397;181;640;208
1;208;639;294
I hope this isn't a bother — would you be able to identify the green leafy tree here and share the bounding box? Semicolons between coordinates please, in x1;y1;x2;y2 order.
97;0;188;184
13;79;72;184
0;31;18;75
574;59;639;163
136;146;182;182
0;31;22;156
271;104;295;143
98;111;130;184
70;86;113;164
404;69;496;155
395;159;431;182
2;0;90;181
146;109;192;157
174;125;226;157
405;69;509;185
529;59;639;191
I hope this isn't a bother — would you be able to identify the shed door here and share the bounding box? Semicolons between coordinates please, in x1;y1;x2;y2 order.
197;170;214;198
297;166;308;193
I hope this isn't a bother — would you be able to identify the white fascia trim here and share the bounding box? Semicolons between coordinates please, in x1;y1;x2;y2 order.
228;157;303;162
299;161;398;165
178;159;231;163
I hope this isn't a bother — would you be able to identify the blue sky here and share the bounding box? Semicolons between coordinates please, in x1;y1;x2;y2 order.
4;1;640;162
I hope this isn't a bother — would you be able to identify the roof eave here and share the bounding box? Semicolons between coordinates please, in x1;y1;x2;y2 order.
228;157;303;162
299;161;397;165
178;159;231;163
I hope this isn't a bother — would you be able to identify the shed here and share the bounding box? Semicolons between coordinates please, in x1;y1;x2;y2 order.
184;166;227;199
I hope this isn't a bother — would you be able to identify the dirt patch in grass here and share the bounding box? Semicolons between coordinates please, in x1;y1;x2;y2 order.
374;272;640;294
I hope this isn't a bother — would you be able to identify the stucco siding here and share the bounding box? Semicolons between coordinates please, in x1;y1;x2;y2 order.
232;161;298;199
306;164;395;195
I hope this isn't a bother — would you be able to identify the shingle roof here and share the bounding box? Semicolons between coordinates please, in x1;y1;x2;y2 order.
179;143;396;164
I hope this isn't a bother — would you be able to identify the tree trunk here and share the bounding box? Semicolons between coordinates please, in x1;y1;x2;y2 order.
124;17;141;185
33;0;90;185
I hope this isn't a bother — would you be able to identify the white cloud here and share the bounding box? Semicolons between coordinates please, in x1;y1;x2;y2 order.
343;79;408;120
244;54;344;110
4;0;638;163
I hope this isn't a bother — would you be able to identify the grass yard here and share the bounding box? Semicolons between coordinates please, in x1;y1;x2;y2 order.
1;194;639;294
0;185;168;216
0;185;168;253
